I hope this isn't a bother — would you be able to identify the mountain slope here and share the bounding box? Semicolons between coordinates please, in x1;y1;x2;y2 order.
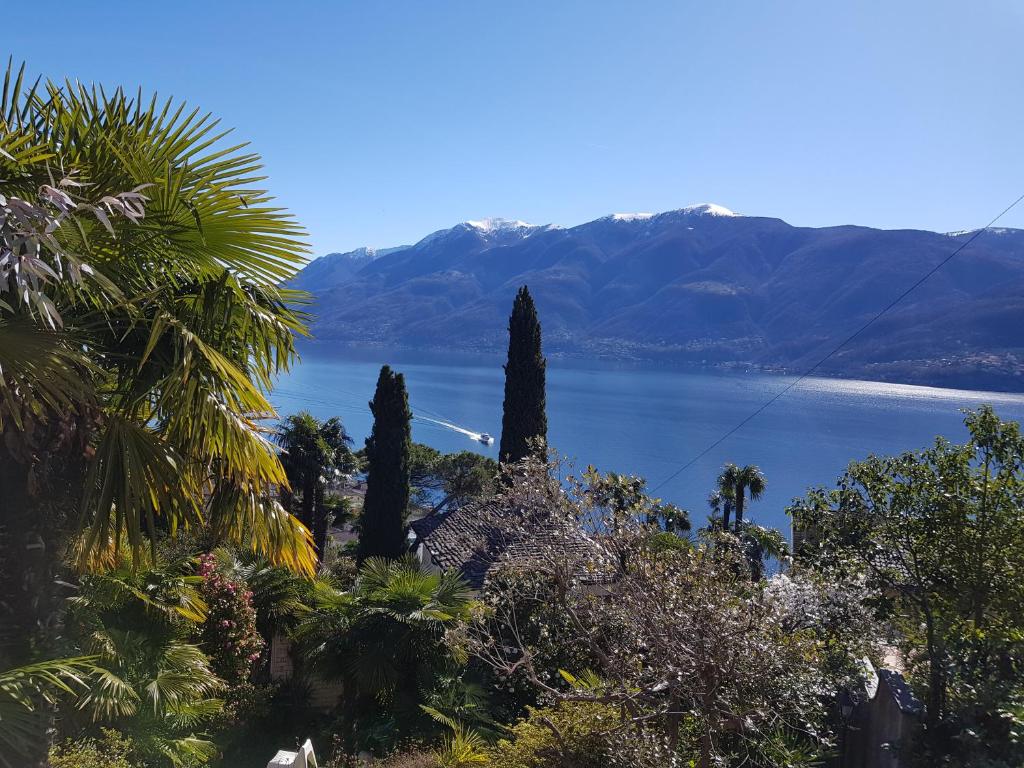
295;206;1024;391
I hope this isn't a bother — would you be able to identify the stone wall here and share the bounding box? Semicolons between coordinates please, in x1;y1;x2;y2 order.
269;633;345;711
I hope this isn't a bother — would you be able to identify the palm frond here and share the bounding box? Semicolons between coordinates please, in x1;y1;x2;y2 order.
77;415;201;569
0;656;99;762
0;319;96;431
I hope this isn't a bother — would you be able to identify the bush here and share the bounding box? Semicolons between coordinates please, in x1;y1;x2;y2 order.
48;729;141;768
321;742;437;768
489;702;618;768
383;754;440;768
196;552;264;684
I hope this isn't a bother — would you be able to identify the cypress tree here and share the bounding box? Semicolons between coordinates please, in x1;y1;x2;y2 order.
499;285;548;465
358;365;412;562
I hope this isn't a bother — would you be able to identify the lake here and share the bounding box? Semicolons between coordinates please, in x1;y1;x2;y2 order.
271;348;1024;536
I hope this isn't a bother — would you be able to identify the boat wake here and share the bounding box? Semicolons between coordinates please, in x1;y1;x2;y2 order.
414;414;494;445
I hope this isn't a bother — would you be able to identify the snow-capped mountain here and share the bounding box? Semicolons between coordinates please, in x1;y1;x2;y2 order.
294;205;1024;391
290;244;410;293
413;217;554;252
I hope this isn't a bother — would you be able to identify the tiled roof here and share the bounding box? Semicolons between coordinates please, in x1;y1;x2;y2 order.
409;500;607;589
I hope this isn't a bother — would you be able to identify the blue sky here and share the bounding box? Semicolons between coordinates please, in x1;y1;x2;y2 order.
6;1;1023;255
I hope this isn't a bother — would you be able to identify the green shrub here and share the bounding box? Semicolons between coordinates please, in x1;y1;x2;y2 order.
489;701;618;768
48;729;141;768
321;746;438;768
196;552;264;684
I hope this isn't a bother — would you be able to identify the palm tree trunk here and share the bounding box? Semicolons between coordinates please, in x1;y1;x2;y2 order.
0;435;83;766
734;489;745;533
300;474;315;535
312;481;328;560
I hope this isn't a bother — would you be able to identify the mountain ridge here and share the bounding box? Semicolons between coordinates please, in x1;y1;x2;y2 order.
291;206;1024;392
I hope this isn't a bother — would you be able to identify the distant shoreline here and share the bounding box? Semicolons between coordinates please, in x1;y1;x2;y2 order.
297;339;1024;396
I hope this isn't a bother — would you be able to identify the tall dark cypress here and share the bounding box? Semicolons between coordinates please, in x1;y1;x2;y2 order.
358;365;412;562
499;286;547;465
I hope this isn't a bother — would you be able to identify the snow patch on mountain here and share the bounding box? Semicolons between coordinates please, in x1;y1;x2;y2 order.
609;212;655;222
676;203;739;217
603;204;738;223
465;217;537;232
946;227;1019;237
346;245;409;259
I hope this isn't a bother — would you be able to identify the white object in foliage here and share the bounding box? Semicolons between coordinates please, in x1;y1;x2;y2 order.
266;739;317;768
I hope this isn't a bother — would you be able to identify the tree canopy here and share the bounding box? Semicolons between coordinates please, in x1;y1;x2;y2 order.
358;365;412;562
498;286;547;465
791;406;1024;766
277;411;354;558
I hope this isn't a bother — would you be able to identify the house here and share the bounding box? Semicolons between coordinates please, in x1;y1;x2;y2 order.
409;498;612;592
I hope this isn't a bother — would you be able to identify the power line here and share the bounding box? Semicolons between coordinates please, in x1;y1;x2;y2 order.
649;192;1024;493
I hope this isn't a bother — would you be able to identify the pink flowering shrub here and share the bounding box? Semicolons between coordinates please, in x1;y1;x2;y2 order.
196;553;264;684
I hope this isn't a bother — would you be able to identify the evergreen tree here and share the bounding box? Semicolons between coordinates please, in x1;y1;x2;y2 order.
499;286;548;465
358;365;412;562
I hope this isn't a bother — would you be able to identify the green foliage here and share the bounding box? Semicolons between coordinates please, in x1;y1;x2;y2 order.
409;442;499;512
67;557;225;767
434;724;489;767
742;725;829;768
791;406;1024;767
296;557;474;753
278;411;355;557
409;442;444;501
489;702;617;768
359;365;413;561
498;286;547;465
322;747;438;768
0;656;99;764
48;728;142;768
478;568;604;708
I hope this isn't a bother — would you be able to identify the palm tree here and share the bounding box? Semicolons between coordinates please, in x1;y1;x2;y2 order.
737;523;790;581
296;557;474;749
277;411;354;558
710;469;737;532
714;463;766;534
732;464;766;531
76;632;223;767
67;555;225;767
1;65;315;674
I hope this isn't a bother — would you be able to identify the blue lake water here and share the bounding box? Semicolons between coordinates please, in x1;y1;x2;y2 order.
271;348;1024;537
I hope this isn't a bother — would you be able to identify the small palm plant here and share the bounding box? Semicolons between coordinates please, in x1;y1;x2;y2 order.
296;557;475;751
0;657;100;766
67;556;225;766
433;724;490;767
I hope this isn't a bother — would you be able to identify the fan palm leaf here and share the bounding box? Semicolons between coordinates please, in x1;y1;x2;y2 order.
0;656;99;765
